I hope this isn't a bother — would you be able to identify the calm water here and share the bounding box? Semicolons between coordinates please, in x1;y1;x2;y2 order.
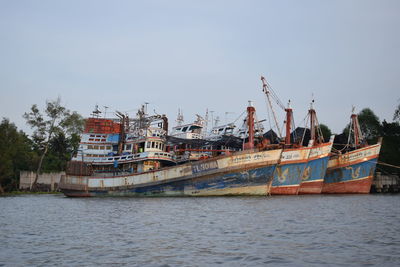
1;194;400;266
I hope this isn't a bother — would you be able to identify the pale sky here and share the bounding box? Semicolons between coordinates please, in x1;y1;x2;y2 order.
1;0;399;135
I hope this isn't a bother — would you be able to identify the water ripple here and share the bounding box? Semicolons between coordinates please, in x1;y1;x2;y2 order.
1;194;400;266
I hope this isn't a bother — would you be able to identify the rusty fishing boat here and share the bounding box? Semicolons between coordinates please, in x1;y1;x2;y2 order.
259;77;334;195
297;101;334;194
321;109;382;194
59;100;284;197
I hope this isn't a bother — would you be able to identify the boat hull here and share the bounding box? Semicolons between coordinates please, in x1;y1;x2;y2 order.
298;143;332;194
298;180;324;194
322;176;373;194
270;162;307;195
298;157;327;194
322;144;381;194
60;149;282;197
69;166;274;197
271;148;311;195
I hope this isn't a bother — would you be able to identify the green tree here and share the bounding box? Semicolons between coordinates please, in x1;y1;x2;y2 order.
379;120;400;173
319;123;332;142
0;119;36;192
394;101;400;122
23;98;84;190
358;108;381;142
42;132;69;172
342;108;381;143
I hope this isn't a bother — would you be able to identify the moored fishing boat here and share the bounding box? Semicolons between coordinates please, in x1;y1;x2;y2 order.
259;77;312;195
60;102;282;197
298;140;333;194
322;110;382;194
270;146;311;195
298;102;334;194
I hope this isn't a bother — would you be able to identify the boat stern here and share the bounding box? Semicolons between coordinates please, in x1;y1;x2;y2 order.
59;175;90;197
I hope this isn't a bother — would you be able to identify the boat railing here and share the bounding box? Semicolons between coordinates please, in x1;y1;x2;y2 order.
171;132;203;139
82;151;175;164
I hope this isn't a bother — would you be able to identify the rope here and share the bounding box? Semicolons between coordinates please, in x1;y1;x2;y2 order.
232;110;246;124
300;115;309;145
265;80;285;110
263;88;282;137
377;161;400;169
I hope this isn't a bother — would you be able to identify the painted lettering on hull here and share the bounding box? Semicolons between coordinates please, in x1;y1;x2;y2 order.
192;161;218;174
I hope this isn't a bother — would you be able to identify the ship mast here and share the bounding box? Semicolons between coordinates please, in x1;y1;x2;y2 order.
243;101;255;150
176;109;184;126
91;104;102;118
309;100;316;142
284;101;293;146
349;107;363;148
116;111;127;155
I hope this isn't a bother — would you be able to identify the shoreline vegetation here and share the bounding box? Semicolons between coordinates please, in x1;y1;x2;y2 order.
1;98;399;194
0;191;62;197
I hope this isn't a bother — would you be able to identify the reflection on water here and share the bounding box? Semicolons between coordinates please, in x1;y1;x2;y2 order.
1;194;400;266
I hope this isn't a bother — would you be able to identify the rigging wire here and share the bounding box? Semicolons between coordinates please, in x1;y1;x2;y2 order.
232;110;246;124
261;76;283;138
301;114;309;145
377;161;400;169
264;80;285;110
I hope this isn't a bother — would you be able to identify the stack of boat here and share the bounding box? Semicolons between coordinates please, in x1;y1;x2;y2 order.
59;78;381;197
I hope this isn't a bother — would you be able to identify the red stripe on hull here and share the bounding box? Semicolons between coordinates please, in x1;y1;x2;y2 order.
298;180;323;194
271;186;299;195
322;176;373;194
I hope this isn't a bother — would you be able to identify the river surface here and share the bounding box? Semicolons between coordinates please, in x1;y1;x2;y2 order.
1;194;400;266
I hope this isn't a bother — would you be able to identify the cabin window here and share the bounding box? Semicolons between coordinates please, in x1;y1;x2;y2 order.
89;138;94;141
151;142;155;148
106;146;111;150
126;144;132;150
182;126;188;132
146;142;151;148
100;146;105;150
155;142;159;149
94;145;99;149
90;135;95;137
